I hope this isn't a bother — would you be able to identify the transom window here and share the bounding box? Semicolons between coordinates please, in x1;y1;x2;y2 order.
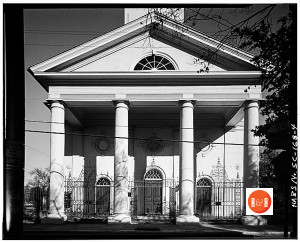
134;54;176;71
197;178;212;187
96;177;110;186
144;169;163;180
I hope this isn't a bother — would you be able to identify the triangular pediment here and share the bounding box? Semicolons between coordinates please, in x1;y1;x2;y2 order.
29;12;260;74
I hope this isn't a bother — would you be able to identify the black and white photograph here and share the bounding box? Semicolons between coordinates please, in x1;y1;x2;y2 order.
3;3;297;239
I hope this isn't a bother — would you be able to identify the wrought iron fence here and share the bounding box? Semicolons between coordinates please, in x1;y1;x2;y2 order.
64;179;114;219
128;179;179;220
25;180;297;223
23;185;49;221
196;181;243;220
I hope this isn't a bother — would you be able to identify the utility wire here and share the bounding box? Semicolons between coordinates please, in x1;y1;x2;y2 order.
24;129;262;147
24;119;245;131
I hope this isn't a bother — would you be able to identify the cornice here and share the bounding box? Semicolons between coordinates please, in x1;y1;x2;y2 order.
33;71;262;89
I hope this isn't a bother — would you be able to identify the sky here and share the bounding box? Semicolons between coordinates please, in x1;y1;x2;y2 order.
23;5;290;182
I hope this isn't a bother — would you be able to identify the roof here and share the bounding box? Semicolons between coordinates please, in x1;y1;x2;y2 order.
28;11;261;90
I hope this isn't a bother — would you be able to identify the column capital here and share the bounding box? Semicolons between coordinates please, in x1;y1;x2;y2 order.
112;100;130;109
178;100;196;108
243;100;259;110
44;99;66;109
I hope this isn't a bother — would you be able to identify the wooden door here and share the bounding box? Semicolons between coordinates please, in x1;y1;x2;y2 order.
95;178;110;215
196;178;212;218
144;180;162;214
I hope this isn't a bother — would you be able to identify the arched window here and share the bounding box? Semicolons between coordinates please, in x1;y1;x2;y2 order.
134;54;176;71
144;168;163;180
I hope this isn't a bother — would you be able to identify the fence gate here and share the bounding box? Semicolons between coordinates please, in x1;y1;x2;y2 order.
196;180;243;220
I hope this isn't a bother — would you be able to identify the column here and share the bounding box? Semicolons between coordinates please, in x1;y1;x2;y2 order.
243;100;260;189
176;100;199;224
108;100;131;223
242;100;262;225
43;100;67;223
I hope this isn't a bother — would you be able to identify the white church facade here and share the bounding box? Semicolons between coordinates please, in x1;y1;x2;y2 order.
29;9;261;224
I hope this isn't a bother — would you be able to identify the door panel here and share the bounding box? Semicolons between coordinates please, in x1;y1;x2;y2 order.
196;186;212;218
96;186;110;214
144;181;162;214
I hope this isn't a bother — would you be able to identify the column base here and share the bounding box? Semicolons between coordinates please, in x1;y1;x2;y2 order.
41;213;67;224
108;213;131;224
176;215;199;224
240;215;267;226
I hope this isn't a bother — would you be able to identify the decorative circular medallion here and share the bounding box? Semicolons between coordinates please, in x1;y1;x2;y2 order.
142;133;165;154
95;137;111;154
145;139;164;154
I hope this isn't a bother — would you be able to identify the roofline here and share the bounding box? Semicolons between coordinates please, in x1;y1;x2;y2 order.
29;11;257;73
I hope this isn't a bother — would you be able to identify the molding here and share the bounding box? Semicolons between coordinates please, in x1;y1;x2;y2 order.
33;71;262;89
63;32;151;72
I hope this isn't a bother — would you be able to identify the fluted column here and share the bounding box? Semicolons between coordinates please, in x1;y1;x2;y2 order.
176;100;199;224
44;100;67;223
108;100;131;224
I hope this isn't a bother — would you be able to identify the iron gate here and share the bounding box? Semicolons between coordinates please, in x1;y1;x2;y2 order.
196;180;243;219
129;179;179;219
64;179;114;218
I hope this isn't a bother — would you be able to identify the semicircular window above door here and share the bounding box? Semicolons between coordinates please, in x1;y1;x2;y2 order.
134;54;176;71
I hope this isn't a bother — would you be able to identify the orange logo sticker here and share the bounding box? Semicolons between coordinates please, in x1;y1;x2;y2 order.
246;188;273;215
248;190;272;213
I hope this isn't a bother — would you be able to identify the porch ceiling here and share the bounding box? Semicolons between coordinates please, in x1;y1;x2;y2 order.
65;103;242;128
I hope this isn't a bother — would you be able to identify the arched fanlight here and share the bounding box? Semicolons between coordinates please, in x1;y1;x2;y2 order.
134;54;176;71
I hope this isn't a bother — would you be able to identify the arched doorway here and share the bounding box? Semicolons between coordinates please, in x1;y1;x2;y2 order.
95;177;110;215
144;168;163;215
196;177;212;218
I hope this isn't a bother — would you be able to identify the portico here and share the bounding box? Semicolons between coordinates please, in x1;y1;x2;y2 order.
29;11;262;224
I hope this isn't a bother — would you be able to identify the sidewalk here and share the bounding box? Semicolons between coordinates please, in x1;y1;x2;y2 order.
22;221;287;239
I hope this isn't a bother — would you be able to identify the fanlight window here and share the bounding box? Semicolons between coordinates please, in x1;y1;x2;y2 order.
96;177;110;186
197;178;212;187
134;54;176;71
144;169;163;180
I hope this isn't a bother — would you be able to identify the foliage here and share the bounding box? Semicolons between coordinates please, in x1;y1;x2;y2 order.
27;168;50;187
259;148;286;190
234;11;292;145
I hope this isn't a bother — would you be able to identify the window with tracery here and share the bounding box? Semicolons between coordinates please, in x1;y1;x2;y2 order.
134;54;176;71
96;177;110;186
197;178;212;187
144;169;163;180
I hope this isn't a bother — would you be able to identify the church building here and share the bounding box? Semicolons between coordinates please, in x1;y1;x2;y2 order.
28;9;261;224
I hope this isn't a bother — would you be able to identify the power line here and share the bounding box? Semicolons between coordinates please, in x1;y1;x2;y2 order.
24;129;262;147
24;119;245;131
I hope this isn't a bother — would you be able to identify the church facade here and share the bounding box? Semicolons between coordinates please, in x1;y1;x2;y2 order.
29;10;261;224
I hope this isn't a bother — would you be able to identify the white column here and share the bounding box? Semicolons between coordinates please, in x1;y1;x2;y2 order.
108;100;131;223
177;100;199;224
44;100;67;223
242;100;260;220
243;100;260;189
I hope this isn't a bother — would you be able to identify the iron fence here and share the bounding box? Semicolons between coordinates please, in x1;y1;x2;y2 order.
23;185;49;221
25;180;288;223
195;181;243;220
